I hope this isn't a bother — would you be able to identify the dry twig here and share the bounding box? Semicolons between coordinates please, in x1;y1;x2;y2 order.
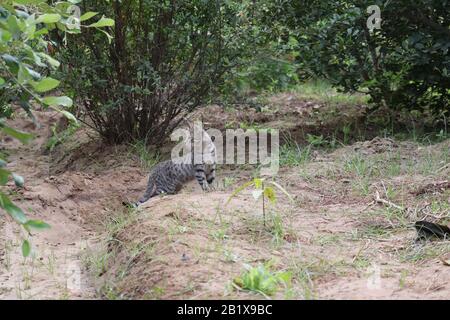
374;190;405;212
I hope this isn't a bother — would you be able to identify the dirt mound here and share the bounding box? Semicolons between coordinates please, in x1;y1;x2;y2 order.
0;110;147;299
97;192;289;299
95;179;450;299
352;137;399;155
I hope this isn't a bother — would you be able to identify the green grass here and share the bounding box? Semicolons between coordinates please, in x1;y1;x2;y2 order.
83;247;112;278
220;176;237;190
268;212;285;246
128;140;161;170
398;241;450;263
293;80;368;106
288;258;349;299
279;139;312;167
314;234;343;246
45;121;79;152
82;207;143;292
288;260;316;299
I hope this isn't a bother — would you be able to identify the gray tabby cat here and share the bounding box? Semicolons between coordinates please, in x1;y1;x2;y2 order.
131;125;216;207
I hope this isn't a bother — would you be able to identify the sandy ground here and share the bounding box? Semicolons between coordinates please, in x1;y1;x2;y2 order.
0;110;144;299
0;102;449;300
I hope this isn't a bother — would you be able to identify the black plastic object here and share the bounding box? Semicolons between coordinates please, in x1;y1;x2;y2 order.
415;221;450;240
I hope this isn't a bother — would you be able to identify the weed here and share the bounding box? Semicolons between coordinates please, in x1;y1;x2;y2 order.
128;140;161;170
279;139;311;167
398;242;450;263
233;263;291;297
269;213;284;246
221;176;236;190
399;270;409;289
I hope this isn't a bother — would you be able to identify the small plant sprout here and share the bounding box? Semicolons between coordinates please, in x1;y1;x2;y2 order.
233;263;292;297
226;178;293;226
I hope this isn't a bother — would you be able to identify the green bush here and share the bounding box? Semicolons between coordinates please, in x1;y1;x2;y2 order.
271;0;449;116
221;40;300;96
0;1;111;254
59;0;263;145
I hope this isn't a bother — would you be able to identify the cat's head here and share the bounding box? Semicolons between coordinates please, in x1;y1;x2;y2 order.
171;121;216;165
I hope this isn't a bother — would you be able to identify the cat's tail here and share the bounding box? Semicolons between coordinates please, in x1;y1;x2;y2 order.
122;182;157;209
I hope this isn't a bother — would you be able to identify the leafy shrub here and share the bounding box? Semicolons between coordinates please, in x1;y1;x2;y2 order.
0;1;110;253
221;41;300;97
270;0;450;116
59;0;262;145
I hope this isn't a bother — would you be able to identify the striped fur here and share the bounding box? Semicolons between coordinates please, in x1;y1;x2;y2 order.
135;127;216;206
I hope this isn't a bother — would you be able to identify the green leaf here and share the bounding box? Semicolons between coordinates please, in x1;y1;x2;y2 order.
7;205;27;224
80;12;98;22
23;66;42;80
263;187;276;203
7;15;21;36
254;178;264;189
88;17;115;28
24;220;51;230
59;110;77;123
0;168;11;185
18;64;31;84
36;14;61;24
12;173;24;187
2;54;19;65
42;96;73;107
34;27;49;37
32;77;60;92
268;181;294;203
0;195;27;224
98;28;114;44
22;240;31;257
24;19;36;39
0;29;12;42
37;53;60;68
0;125;33;144
226;180;254;205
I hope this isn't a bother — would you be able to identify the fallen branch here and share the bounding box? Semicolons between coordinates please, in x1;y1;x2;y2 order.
374;190;405;212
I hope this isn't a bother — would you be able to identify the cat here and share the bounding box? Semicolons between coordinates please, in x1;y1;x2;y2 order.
129;124;216;207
